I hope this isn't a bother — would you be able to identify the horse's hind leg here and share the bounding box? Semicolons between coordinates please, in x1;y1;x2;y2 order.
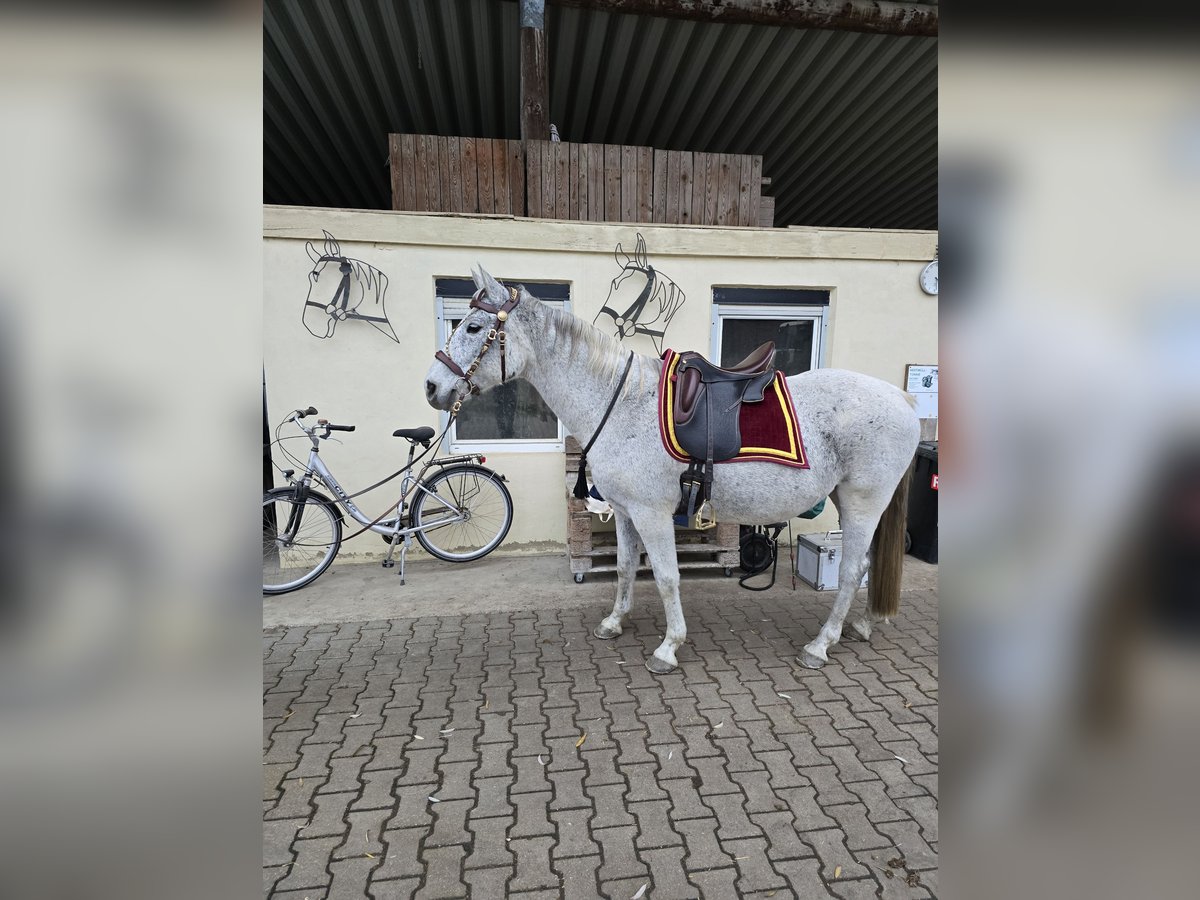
594;511;640;640
799;487;884;669
626;509;685;675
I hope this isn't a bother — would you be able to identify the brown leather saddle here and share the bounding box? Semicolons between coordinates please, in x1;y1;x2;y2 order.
671;341;777;527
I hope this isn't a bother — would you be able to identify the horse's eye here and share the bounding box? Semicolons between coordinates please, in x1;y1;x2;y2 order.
466;323;483;334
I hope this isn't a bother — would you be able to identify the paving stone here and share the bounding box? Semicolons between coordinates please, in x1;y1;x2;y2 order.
690;755;739;796
509;790;554;838
268;776;325;822
822;803;891;851
462;865;512;898
588;782;636;830
551;807;600;859
704;792;762;842
320;755;370;795
773;857;835;899
464;815;515;870
724;836;786;894
629;798;683;850
375;826;428;881
332;807;389;860
274;836;339;892
554;854;601;900
640;845;699;900
876;819;938;871
508;836;559;892
263;818;304;868
801;828;870;882
729;769;783;814
548;766;592;812
895;794;938;844
426;798;473;848
687;866;739;899
748;810;815;862
593;824;649;883
660;776;713;822
620;761;668;802
327;855;381;899
353;769;400;811
581;747;625;788
415;844;467;899
471;775;514;820
845;779;909;824
511;752;553;795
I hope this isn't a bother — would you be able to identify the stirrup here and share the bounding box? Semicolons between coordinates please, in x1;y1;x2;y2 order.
694;500;717;530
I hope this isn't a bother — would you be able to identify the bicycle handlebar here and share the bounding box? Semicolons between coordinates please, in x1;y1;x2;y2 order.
295;406;318;419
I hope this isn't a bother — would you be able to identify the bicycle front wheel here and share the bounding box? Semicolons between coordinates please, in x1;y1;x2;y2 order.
412;466;513;562
263;489;342;594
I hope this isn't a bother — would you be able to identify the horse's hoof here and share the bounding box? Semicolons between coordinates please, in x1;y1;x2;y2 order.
849;618;872;641
593;623;623;640
798;648;827;669
645;655;676;675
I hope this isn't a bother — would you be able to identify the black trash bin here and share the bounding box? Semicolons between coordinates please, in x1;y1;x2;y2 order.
907;440;938;563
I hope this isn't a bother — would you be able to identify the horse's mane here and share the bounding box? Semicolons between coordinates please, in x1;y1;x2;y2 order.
540;300;653;396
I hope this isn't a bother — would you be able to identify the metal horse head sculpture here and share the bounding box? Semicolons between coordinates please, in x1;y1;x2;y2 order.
592;234;685;355
302;231;397;343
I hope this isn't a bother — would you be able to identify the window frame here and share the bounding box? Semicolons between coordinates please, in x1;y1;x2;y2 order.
435;289;570;454
710;299;830;375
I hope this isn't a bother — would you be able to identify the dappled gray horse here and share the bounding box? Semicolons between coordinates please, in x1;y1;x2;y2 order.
425;268;919;674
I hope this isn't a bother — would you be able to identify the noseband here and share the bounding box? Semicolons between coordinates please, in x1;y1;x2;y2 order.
435;285;521;413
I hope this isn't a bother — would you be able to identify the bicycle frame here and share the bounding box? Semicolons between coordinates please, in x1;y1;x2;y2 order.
300;447;481;539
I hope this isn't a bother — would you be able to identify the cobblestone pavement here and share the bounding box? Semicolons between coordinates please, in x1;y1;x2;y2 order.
263;585;938;899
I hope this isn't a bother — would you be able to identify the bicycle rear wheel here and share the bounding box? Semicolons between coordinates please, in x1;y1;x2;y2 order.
412;466;513;562
263;488;342;594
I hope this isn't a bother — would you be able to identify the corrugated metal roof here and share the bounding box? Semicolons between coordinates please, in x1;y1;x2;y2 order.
264;0;936;229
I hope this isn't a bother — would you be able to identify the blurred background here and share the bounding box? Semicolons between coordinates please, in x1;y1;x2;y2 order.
0;2;1197;898
0;6;261;900
941;10;1200;900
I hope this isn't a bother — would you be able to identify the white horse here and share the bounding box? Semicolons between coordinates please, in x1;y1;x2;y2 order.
425;268;919;674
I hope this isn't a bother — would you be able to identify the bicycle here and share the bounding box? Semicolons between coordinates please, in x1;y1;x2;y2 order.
263;406;513;594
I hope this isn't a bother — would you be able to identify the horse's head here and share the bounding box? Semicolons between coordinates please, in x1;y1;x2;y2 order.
424;266;533;412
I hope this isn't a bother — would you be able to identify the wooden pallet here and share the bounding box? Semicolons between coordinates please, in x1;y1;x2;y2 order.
565;436;739;582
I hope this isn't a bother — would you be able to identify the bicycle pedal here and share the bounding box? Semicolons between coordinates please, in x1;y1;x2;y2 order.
381;559;395;568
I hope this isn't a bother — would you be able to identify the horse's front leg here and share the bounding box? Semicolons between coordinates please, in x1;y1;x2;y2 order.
594;511;641;640
799;506;874;669
627;510;685;675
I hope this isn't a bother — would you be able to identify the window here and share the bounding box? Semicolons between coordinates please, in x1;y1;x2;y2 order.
435;279;570;452
711;287;829;376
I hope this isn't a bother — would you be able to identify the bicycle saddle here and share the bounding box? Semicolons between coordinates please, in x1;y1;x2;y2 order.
393;426;436;442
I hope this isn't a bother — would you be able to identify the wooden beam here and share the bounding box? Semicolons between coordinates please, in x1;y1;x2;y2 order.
520;0;550;140
544;0;937;37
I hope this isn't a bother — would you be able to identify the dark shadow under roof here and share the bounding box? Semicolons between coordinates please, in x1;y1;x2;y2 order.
264;0;936;230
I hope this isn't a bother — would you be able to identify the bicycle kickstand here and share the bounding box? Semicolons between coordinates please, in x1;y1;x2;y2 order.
396;533;412;586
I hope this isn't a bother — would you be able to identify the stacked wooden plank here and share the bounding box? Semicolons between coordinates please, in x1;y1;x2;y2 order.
389;134;772;227
564;437;740;582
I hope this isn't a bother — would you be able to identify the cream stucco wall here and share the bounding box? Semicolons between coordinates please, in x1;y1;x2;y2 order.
264;205;937;558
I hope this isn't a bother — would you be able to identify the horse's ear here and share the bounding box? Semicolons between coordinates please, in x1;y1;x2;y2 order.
635;234;648;268
478;266;507;301
615;242;630;267
470;265;486;291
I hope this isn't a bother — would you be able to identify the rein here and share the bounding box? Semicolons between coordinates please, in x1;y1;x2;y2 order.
572;351;636;500
435;284;521;413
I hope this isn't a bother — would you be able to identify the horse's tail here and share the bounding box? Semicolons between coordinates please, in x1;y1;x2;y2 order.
868;461;912;619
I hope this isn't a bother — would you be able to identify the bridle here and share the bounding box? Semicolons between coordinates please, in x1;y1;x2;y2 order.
435;284;521;413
